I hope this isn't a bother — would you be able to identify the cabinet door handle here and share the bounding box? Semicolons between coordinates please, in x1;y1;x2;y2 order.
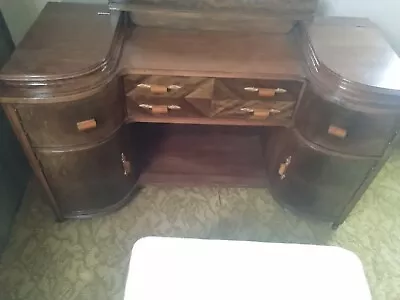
278;156;292;180
328;125;347;139
77;119;97;132
121;153;131;176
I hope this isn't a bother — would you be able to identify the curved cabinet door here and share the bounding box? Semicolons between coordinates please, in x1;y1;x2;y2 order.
266;129;376;221
16;79;125;148
36;127;136;218
295;87;398;157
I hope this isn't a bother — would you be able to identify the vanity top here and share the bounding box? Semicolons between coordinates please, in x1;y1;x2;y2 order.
1;2;400;109
1;2;116;79
305;17;400;94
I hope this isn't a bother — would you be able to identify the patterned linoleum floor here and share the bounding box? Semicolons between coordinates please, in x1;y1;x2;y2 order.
1;151;400;300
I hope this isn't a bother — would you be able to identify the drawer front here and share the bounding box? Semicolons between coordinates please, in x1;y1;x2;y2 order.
125;75;207;117
16;79;125;148
125;75;302;122
36;127;135;216
266;129;376;220
218;78;303;103
295;89;398;156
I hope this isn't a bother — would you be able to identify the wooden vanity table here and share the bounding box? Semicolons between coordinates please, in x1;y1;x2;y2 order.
1;1;400;228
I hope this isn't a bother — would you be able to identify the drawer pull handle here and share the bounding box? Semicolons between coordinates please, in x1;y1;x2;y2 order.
121;153;131;176
278;156;292;180
244;87;287;97
328;125;347;139
150;85;168;94
240;108;281;119
139;104;181;114
137;83;182;94
77;119;97;132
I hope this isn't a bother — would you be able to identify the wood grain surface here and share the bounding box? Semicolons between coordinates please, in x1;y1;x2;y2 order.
119;27;304;79
1;3;116;77
36;127;136;217
1;1;400;227
110;0;318;12
265;128;377;221
133;123;268;187
306;18;400;92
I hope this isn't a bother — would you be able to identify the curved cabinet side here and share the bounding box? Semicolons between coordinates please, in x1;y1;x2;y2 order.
1;104;63;220
265;128;377;223
36;126;136;218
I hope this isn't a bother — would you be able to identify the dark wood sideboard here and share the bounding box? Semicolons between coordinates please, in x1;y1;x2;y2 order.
1;2;400;228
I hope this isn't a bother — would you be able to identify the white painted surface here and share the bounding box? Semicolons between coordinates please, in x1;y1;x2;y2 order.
124;237;371;300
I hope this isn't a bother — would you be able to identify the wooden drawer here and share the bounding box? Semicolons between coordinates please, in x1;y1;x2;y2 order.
36;127;135;217
124;75;207;117
125;75;302;122
295;89;398;157
218;78;303;103
16;79;125;148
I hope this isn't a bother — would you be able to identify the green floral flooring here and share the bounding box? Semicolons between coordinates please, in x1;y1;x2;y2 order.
1;150;400;300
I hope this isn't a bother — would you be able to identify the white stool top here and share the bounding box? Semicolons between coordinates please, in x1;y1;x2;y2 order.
124;237;371;300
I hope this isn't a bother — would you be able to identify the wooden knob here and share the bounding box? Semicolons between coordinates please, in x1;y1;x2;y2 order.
151;105;169;114
252;109;270;119
328;125;347;139
258;88;276;97
150;85;168;94
77;119;97;132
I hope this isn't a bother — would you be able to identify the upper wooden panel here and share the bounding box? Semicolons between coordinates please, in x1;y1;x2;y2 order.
110;0;318;16
111;0;318;33
1;2;116;78
119;27;304;78
305;18;400;94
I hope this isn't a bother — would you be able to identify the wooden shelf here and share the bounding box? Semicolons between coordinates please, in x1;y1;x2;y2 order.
126;111;291;127
132;124;268;187
119;27;304;79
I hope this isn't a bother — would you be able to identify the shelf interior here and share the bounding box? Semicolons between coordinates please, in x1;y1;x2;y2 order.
131;123;269;187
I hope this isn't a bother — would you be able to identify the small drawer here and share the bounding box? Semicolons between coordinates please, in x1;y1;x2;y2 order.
219;78;304;103
124;75;206;117
295;90;398;156
213;99;295;121
125;75;301;120
16;79;125;148
184;78;299;120
189;78;297;120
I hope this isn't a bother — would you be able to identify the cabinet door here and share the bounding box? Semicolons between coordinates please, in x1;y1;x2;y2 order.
36;127;136;217
266;129;376;221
